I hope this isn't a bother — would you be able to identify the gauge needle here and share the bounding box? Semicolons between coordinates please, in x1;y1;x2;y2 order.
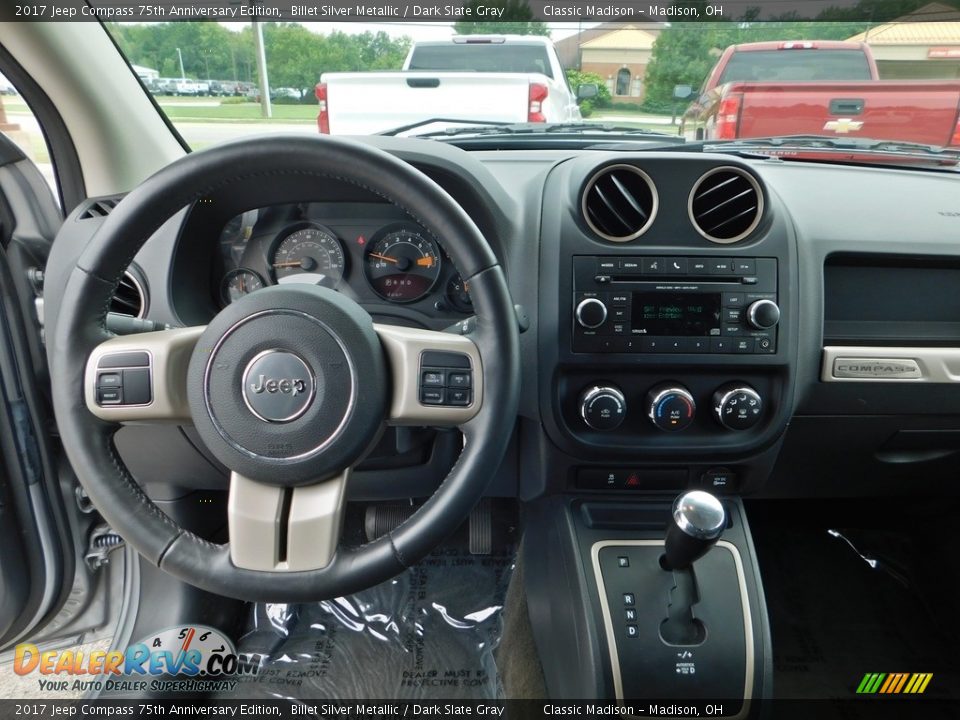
273;260;304;268
416;257;435;268
369;252;398;264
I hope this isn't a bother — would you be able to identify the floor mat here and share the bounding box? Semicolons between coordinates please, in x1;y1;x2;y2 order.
223;545;515;700
751;518;960;708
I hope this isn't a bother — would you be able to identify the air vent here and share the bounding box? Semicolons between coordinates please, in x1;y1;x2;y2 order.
77;197;120;220
581;164;658;242
110;271;146;318
689;167;763;244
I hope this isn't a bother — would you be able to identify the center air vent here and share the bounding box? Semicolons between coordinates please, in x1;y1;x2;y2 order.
689;167;763;244
110;270;146;318
581;164;658;242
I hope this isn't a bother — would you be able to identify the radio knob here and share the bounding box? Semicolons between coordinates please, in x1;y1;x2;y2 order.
713;384;763;431
746;299;780;330
576;298;608;329
579;385;626;431
646;384;696;432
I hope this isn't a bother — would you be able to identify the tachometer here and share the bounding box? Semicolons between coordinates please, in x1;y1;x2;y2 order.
364;224;442;303
272;224;346;289
221;268;264;306
446;273;473;313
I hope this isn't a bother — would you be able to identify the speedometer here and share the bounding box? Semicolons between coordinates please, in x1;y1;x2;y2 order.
364;224;442;303
271;224;346;289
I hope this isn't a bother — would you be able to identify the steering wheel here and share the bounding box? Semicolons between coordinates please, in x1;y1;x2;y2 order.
49;135;520;602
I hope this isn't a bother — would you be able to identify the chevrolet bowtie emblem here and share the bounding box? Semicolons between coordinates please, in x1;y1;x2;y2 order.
823;118;864;134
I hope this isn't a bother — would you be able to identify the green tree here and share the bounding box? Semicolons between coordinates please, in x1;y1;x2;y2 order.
453;0;550;36
565;69;611;107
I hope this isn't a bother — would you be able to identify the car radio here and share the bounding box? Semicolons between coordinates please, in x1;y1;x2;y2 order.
572;256;779;354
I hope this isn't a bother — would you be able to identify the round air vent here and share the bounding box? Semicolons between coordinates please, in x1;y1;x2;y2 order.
581;164;658;242
110;270;146;318
688;167;763;244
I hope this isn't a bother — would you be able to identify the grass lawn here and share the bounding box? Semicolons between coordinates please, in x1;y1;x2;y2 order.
160;102;317;123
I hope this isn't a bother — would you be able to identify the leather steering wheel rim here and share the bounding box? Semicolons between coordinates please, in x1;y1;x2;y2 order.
49;135;520;602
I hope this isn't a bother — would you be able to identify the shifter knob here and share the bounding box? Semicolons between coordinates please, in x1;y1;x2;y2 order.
663;490;726;570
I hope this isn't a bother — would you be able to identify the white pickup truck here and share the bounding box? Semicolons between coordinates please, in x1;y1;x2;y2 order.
315;35;581;135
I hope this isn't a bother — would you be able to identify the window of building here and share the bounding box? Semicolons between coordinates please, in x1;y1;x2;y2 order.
616;68;631;96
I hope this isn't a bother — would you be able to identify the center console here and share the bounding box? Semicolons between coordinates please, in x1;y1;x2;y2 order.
524;153;792;709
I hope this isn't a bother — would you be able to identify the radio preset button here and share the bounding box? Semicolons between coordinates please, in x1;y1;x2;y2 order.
710;337;733;353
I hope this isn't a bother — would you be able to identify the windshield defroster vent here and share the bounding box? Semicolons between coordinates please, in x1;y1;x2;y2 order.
689;167;763;244
581;164;658;242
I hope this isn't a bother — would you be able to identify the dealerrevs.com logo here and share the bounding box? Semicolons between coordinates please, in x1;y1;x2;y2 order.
13;625;263;694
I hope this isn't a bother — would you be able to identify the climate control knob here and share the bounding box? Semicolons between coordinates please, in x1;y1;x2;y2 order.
579;385;626;431
576;298;608;329
713;384;763;431
646;384;696;432
746;299;780;330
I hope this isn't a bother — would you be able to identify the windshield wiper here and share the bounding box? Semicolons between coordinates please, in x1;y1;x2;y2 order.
377;117;509;137
409;122;682;140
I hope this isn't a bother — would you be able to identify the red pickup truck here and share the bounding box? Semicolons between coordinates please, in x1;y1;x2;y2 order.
680;41;960;147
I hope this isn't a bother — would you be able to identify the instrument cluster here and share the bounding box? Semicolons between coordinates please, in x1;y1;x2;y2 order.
214;204;474;316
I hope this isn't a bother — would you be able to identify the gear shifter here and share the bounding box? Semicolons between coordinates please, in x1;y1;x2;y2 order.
663;490;726;570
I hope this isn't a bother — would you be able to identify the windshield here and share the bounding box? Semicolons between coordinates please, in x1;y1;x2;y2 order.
718;50;874;83
408;43;554;77
101;19;960;157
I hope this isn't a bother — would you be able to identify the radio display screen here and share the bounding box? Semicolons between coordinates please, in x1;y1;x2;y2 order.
632;292;721;336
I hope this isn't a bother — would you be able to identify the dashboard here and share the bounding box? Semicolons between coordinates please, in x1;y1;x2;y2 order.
212;204;473;315
43;135;960;504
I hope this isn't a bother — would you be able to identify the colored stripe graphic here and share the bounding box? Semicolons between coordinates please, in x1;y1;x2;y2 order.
857;672;932;694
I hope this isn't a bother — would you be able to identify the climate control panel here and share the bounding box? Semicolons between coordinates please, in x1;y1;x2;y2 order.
569;379;768;437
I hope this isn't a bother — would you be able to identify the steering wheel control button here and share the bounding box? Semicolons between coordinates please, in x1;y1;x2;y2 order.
579;385;626;431
242;350;316;423
121;368;152;406
713;384;763;431
418;352;472;407
646;383;696;432
576;297;608;329
95;360;153;407
421;370;445;386
96;351;150;368
97;387;122;405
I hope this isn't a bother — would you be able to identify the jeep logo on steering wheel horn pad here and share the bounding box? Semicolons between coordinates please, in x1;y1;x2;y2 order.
242;350;316;423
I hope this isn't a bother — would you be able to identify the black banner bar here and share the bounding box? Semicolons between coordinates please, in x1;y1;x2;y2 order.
2;0;960;23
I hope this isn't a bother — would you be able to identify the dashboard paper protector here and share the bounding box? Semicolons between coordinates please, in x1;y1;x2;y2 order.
221;547;514;700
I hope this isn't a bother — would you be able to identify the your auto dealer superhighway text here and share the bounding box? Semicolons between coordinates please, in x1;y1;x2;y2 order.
291;705;504;716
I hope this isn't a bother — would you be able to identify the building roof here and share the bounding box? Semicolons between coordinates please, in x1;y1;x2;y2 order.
554;22;663;67
581;25;657;51
848;21;960;45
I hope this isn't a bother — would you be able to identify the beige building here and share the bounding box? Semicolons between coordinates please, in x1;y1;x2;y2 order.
579;25;659;103
848;3;960;79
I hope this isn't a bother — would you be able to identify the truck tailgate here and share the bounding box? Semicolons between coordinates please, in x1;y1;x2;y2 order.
323;72;533;135
735;81;960;146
